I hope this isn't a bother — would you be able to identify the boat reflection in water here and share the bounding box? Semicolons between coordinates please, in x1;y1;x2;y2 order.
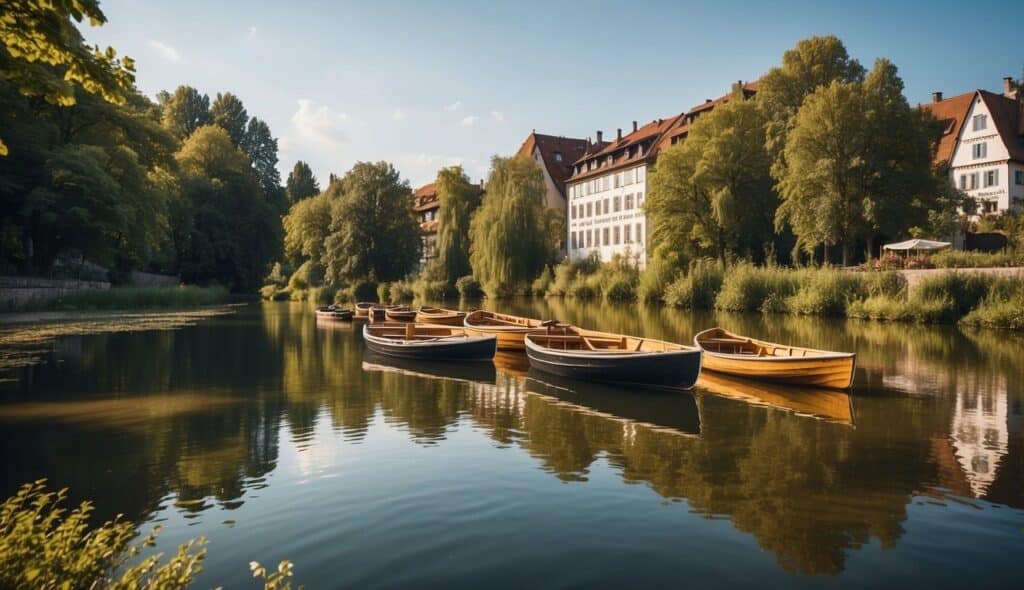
361;352;497;384
524;372;701;438
696;371;855;426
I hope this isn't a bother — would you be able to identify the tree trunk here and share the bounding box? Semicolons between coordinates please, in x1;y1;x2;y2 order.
866;234;875;261
822;243;829;266
841;241;850;267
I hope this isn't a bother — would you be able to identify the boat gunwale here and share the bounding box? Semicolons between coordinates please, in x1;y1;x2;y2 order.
362;323;495;348
693;327;854;362
525;334;701;361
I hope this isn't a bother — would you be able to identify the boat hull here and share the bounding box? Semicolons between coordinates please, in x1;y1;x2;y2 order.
415;309;466;325
525;338;702;389
362;326;496;361
700;354;855;389
316;309;352;321
462;327;540;351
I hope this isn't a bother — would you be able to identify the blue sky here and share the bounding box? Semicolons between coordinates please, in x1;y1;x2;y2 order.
83;0;1022;187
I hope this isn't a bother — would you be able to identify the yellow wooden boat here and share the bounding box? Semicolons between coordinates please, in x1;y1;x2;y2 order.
416;307;466;326
697;372;854;425
694;327;855;389
463;310;562;351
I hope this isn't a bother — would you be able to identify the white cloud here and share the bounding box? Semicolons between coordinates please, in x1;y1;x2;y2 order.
391;108;406;121
247;26;257;40
444;100;462;112
291;99;351;147
490;110;504;123
395;153;487;188
460;115;479;127
148;40;182;64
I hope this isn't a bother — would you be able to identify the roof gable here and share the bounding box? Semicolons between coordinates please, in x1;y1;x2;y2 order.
517;132;589;196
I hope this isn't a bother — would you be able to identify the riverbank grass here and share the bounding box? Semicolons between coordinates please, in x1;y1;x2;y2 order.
33;285;230;312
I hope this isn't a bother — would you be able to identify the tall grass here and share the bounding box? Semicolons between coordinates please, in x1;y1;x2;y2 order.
714;262;799;312
930;248;1023;268
39;285;229;311
663;259;724;309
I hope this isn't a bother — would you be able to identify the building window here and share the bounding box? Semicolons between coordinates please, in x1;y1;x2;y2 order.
972;142;987;159
973;114;987;131
613;196;621;212
963;172;979;190
625;194;634;210
613;226;621;245
614;173;621;188
637;167;645;182
586;230;592;247
984;169;999;187
554;151;563;162
603;198;610;214
602;227;610;245
606;155;613;167
623;168;634;185
636;223;643;243
624;224;632;243
586;202;592;217
570;233;577;249
1016;170;1024;185
637;191;644;206
982;200;996;214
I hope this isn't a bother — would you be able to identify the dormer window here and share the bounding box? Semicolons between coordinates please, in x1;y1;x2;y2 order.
554;151;563;162
606;155;613;166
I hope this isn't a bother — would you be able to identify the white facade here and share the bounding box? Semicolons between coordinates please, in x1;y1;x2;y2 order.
949;95;1024;214
566;164;648;268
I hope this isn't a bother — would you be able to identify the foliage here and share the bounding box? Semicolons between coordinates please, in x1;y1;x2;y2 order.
455;275;482;299
285;161;319;203
0;0;136;154
960;292;1024;330
435;166;483;284
663;259;725;308
322;161;421;285
545;255;600;298
210;92;249;145
786;269;866;316
283;192;332;269
0;480;206;589
241;117;282;200
715;262;800;312
412;276;450;300
469;155;556;297
848;272;1023;326
174;125;282;292
160;86;211;139
646;88;776;265
637;257;677;303
388;280;415;303
774;60;935;265
250;560;297;590
531;266;553;296
929;249;1023;268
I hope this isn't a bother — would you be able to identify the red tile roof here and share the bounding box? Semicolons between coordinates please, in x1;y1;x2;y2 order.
921;90;1024;166
568;115;685;183
414;182;437;198
920;91;975;167
516;132;590;197
412;181;483;213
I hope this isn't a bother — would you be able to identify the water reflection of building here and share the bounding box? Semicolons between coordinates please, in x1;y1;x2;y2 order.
950;375;1014;497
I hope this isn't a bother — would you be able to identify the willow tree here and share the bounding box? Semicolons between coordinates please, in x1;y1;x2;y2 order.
434;166;482;284
646;88;775;267
322;161;421;284
469;155;552;296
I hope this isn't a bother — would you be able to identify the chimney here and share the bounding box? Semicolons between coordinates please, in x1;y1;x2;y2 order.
705;99;712;104
617;128;622;141
632;120;638;132
932;91;943;103
596;130;603;143
1004;76;1017;99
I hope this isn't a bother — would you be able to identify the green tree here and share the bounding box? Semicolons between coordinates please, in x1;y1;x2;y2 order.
469;155;553;296
434;165;482;283
775;80;867;264
285;160;320;203
646;88;776;266
210;92;249;145
758;36;865;173
283;191;332;268
0;0;136;155
322;161;421;284
161;85;210;139
242;117;281;199
175;125;281;291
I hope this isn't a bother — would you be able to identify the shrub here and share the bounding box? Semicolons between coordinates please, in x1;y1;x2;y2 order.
603;274;637;302
567;275;598;299
664;259;724;309
0;480;206;589
637;257;676;303
412;277;450;300
388;280;415;303
531;266;553;297
862;271;907;298
786;269;865;316
456;275;483;298
915;272;992;317
375;282;391;303
930;249;1022;269
961;292;1024;330
349;280;378;302
715;262;798;312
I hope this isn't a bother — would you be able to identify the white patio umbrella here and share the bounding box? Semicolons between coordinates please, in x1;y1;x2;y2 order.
883;239;952;259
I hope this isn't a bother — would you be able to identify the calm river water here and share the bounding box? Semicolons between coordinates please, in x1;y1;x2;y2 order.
1;301;1022;588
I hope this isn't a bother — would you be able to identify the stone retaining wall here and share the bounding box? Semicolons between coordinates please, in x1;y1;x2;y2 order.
896;267;1024;291
0;276;110;310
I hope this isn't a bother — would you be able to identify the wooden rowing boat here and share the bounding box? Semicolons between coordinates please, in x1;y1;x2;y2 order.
315;306;353;321
416;306;466;326
463;310;562;351
368;304;399;321
694;327;855;389
355;302;375;317
524;326;702;389
362;323;497;361
384;306;418;322
697;371;854;425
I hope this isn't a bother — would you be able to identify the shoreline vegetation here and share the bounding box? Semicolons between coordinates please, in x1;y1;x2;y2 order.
2;285;231;314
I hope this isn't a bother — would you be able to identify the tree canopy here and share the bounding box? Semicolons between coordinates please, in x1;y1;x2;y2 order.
285;161;320;203
434;166;482;283
210;92;249;146
469;155;556;296
322;161;421;284
161;85;211;139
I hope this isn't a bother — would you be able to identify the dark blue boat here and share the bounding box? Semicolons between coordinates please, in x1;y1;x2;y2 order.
524;327;701;389
362;323;496;362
